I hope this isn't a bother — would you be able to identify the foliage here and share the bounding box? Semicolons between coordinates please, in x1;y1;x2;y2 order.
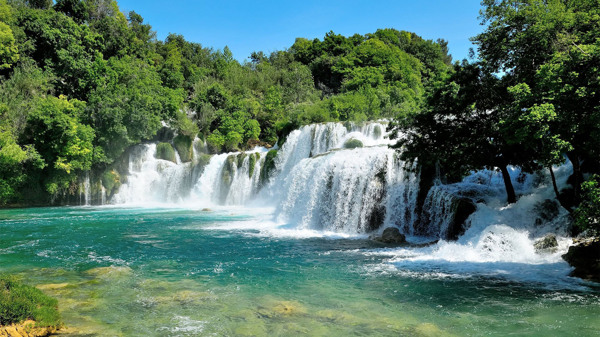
21;96;94;195
574;175;600;234
0;275;61;327
173;134;193;162
343;138;363;149
155;142;176;163
0;0;451;204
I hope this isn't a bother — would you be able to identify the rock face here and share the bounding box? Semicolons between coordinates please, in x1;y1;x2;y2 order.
534;233;559;253
562;237;600;282
447;198;477;240
372;227;406;244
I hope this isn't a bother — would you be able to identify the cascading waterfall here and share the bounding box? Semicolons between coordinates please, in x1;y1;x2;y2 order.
112;144;197;204
109;121;572;248
274;146;419;233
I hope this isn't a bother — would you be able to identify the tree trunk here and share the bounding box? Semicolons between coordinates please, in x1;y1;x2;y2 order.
500;165;517;204
549;166;572;213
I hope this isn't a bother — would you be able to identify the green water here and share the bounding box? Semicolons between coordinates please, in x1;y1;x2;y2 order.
0;206;599;336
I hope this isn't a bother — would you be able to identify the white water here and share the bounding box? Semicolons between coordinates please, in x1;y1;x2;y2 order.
109;122;574;269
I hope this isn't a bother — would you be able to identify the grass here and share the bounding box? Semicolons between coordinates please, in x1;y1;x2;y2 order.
0;275;61;328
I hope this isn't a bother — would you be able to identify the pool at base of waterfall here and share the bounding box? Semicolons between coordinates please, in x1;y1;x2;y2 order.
0;206;598;337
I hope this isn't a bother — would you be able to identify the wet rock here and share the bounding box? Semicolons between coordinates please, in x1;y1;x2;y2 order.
534;199;561;226
446;198;477;240
534;234;558;253
173;135;193;163
201;208;212;212
371;227;406;244
562;237;600;282
155;143;177;163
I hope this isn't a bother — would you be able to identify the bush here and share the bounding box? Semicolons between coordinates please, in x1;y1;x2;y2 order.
0;276;61;327
574;175;600;235
155;142;176;163
206;131;225;154
343;138;363;149
101;169;121;195
173;134;193;162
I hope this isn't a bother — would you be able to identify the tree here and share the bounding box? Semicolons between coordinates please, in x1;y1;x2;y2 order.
574;175;600;235
54;0;90;24
87;56;183;163
474;0;600;204
392;62;520;203
0;0;18;71
20;96;94;195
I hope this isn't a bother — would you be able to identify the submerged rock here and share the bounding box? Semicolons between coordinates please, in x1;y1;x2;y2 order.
562;237;600;282
371;227;406;244
534;233;558;253
85;266;132;279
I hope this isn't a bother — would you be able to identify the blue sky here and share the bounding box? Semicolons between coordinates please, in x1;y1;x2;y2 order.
116;0;484;63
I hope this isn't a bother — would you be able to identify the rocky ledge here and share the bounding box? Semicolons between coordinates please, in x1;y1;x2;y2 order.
0;320;57;337
562;237;600;282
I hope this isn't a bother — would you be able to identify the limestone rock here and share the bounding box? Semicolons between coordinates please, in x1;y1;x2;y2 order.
0;320;57;337
534;234;559;253
562;237;600;282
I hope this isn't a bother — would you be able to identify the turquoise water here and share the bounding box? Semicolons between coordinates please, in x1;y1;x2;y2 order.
1;206;599;336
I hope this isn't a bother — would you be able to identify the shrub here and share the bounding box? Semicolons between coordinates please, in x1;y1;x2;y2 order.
343;138;363;149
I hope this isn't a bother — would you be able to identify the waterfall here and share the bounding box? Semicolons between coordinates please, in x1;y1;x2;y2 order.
79;173;91;206
274;146;419;233
109;121;571;241
112;144;197;204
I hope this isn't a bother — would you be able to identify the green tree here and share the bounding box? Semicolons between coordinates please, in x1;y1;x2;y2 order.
574;175;600;235
87;56;183;163
474;0;600;204
21;96;94;195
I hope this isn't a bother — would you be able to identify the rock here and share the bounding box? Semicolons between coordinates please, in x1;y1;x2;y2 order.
562;237;600;282
85;266;132;279
446;198;477;240
201;208;212;212
173;135;194;163
534;199;561;226
155;142;177;163
35;283;70;291
343;138;363;149
0;320;57;337
534;233;558;253
372;227;406;244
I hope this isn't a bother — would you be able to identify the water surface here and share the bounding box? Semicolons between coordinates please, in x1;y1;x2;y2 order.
1;206;598;336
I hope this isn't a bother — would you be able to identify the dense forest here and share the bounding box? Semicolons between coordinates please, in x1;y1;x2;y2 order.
0;0;451;205
0;0;598;233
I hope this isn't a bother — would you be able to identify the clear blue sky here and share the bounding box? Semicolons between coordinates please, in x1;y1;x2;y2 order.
115;0;484;63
